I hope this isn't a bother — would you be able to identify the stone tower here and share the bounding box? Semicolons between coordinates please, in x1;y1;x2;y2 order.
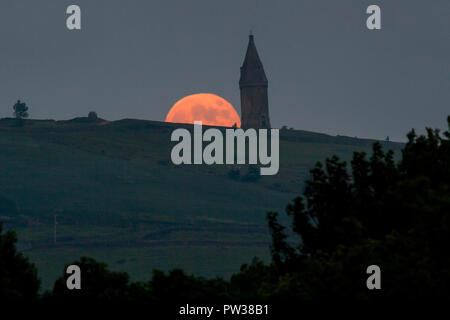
239;34;271;129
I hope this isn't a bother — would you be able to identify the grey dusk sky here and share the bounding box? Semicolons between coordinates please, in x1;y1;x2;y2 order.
0;0;448;141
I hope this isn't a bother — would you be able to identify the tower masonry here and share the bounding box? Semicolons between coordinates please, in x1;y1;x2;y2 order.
239;34;271;129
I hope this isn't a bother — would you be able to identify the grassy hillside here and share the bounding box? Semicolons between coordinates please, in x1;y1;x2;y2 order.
0;118;403;290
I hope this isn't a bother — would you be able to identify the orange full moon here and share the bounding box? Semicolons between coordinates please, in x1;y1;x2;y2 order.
165;93;241;128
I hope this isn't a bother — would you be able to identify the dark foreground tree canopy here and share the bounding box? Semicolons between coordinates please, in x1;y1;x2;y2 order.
0;224;40;299
1;116;449;301
265;116;450;299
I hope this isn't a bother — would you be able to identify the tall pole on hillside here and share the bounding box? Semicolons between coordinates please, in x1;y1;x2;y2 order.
54;215;57;244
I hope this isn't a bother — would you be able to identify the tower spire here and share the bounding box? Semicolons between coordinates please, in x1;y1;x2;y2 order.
239;34;268;88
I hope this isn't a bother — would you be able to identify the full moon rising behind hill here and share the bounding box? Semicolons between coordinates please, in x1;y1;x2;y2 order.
165;93;241;128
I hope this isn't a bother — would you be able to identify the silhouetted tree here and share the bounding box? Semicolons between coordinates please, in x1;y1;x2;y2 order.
230;258;275;300
149;269;230;302
49;258;232;302
0;223;40;300
13;100;29;126
262;115;450;299
267;212;294;268
51;257;133;301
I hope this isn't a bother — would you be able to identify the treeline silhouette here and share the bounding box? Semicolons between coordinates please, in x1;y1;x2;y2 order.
1;116;449;300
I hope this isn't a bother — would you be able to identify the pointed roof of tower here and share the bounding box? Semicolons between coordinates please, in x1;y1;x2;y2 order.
239;34;268;88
